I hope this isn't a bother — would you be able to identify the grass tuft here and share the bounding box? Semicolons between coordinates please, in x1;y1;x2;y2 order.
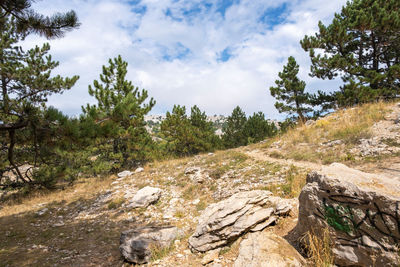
304;228;334;267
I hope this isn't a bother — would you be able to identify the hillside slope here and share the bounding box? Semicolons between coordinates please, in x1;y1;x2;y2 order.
0;101;399;266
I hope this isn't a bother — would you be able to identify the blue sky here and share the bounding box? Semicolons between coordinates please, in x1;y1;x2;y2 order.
23;0;347;119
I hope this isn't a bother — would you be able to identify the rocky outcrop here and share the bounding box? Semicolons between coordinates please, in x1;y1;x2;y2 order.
234;231;306;267
188;190;292;252
297;163;400;266
127;186;162;208
120;226;178;264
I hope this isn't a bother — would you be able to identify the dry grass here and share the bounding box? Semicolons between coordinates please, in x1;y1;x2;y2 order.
267;102;390;164
286;102;387;145
0;175;115;217
262;165;307;198
304;228;334;267
149;241;176;262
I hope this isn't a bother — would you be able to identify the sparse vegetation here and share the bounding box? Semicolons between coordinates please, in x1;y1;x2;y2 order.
304;228;335;267
149;241;176;262
266;102;390;164
1;0;400;266
107;198;125;210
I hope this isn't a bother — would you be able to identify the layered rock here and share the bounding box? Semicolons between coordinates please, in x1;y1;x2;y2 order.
120;226;178;264
297;163;400;266
127;186;162;208
234;231;306;267
188;190;292;252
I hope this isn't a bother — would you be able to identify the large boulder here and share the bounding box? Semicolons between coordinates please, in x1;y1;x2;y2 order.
297;163;400;266
234;231;306;267
128;186;162;208
120;226;178;264
188;190;292;252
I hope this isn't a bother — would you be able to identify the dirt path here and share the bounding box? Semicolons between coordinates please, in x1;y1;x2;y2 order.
243;149;323;171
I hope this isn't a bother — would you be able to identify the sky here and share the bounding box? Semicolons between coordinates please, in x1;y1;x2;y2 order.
22;0;347;119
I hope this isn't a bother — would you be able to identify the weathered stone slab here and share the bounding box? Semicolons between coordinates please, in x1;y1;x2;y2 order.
234;231;306;267
128;186;162;208
188;190;292;252
297;163;400;266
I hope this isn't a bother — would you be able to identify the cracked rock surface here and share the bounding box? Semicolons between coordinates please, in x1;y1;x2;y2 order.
188;190;292;252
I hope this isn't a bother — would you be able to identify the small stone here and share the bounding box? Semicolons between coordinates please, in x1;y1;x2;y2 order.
176;253;184;258
201;249;220;265
117;170;133;178
36;208;48;216
163;214;173;219
174;240;181;246
127;186;162;208
135;167;144;173
192;199;200;205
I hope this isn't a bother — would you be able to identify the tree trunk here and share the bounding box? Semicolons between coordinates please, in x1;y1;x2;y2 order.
7;129;28;183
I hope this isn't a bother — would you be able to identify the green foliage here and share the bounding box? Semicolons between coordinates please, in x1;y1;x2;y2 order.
223;107;278;147
222;106;247;148
270;56;312;122
160;105;221;156
82;55;156;169
301;0;400;106
0;0;80;38
244;112;277;144
0;14;79;187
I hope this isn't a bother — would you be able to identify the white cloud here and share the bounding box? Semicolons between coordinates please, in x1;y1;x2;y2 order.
21;0;347;118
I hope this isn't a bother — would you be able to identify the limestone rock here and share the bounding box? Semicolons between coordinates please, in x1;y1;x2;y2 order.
234;231;306;267
128;186;162;208
120;226;178;264
117;170;133;178
296;163;400;266
135;167;144;173
188;190;292;252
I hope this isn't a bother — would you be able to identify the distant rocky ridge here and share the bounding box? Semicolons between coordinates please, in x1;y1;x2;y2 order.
144;114;227;136
144;114;279;136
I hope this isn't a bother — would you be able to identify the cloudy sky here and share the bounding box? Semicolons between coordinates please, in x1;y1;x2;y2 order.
22;0;346;119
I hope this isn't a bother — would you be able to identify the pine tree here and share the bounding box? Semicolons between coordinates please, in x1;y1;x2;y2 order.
160;105;221;156
82;55;155;168
270;56;312;122
301;0;400;105
0;15;79;185
0;0;80;38
223;106;247;148
160;105;193;156
244;112;277;144
190;105;221;152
